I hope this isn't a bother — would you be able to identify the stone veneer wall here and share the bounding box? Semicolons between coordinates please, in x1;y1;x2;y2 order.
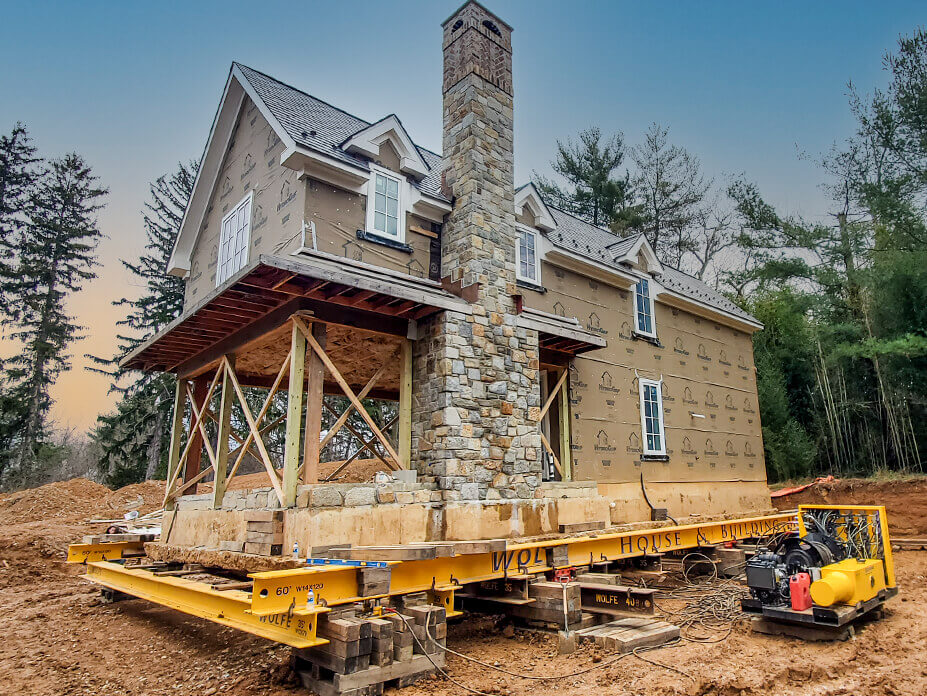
411;3;542;500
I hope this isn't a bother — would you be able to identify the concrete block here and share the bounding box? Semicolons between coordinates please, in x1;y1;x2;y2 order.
218;540;244;552
343;487;377;507
393;469;418;484
311;487;344;507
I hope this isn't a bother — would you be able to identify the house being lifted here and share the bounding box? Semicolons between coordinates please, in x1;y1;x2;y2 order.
123;0;770;554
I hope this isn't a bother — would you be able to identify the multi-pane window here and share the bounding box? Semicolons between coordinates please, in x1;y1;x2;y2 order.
217;192;252;286
371;172;400;238
635;278;655;336
516;226;540;283
639;378;666;456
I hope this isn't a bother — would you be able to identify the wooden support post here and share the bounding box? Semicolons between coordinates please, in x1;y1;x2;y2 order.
398;338;413;470
164;379;187;510
183;377;209;494
294;317;403;469
212;357;235;508
303;322;326;485
283;322;306;507
558;367;572;482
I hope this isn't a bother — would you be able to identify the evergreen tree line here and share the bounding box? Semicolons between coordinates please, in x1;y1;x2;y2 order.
0;126;106;488
535;29;927;481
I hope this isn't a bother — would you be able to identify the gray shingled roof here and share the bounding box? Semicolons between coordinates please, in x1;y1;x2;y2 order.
544;206;759;326
235;64;755;327
236;63;447;202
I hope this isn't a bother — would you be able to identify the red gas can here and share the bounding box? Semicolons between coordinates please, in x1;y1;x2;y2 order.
790;572;812;611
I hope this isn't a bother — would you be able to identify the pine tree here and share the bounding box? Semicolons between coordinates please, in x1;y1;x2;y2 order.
0;123;39;276
88;162;195;485
0;154;106;481
0;124;40;479
532;127;636;230
631;123;710;267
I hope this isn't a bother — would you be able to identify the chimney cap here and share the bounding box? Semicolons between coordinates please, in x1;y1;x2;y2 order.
442;0;513;32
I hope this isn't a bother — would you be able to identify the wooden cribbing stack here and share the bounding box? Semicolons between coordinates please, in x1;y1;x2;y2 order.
574;617;680;652
293;603;447;696
243;510;283;556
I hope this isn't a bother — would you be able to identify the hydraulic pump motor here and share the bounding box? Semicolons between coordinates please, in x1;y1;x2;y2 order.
809;558;886;607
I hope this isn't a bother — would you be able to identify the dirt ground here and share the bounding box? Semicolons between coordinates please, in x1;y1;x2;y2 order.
1;478;926;696
771;476;927;537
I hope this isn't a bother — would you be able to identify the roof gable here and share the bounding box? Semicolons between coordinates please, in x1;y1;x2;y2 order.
609;235;663;275
341;114;430;179
514;183;555;231
168;63;448;276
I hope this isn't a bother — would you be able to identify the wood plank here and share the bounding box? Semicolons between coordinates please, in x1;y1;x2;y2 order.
332;653;445;691
296;318;402;468
164;379;187;510
318;364;389;450
451;539;507;554
212;359;235;507
283;321;305;507
223;356;285;505
177;376;209;498
328;546;438;561
398;338;412;469
303;322;326;484
559;521;606;534
557;366;573;481
173;297;302;377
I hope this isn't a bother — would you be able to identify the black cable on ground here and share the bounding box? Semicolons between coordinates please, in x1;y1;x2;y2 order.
381;608;694;696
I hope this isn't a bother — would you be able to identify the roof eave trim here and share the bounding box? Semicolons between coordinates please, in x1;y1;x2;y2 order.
545;246;762;332
514;183;556;231
167;63;300;276
658;291;763;333
341;114;430;180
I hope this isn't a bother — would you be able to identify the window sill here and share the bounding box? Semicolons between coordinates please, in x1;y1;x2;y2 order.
516;279;546;293
356;229;413;253
632;330;662;348
641;454;669;462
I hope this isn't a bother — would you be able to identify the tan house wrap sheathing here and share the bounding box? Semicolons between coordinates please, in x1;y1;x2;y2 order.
184;97;439;307
144;2;772;547
521;263;764;484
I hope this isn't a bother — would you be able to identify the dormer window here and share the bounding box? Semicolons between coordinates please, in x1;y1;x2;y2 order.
366;168;403;242
516;225;540;284
634;277;656;337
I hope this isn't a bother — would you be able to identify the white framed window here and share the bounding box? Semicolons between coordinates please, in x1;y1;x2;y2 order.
516;225;541;284
634;277;656;337
639;378;667;456
217;191;253;286
366;168;403;242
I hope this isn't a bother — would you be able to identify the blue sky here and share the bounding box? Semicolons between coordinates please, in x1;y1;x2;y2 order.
1;0;924;430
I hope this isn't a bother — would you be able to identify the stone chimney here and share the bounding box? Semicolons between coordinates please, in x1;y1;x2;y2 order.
411;1;542;501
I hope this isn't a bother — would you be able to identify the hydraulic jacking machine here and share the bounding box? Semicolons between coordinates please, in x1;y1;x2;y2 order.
742;504;898;633
67;505;898;649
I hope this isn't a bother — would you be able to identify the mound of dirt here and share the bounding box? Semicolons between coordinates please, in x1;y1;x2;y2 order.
771;476;927;536
197;458;388;493
110;480;166;516
0;477;166;526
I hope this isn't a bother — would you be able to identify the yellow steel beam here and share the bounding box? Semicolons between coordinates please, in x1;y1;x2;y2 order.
67;541;145;564
248;512;795;616
84;561;328;648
